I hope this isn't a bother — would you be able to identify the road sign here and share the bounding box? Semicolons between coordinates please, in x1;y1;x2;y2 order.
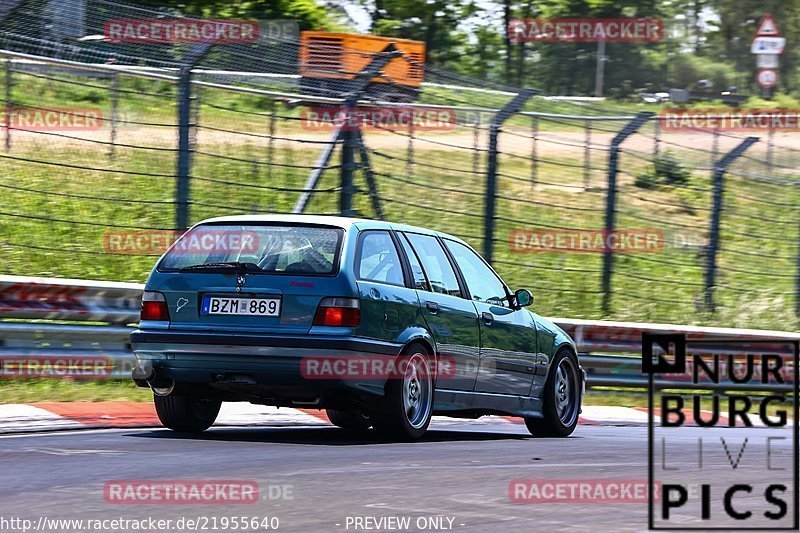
757;68;778;88
751;36;785;54
757;54;779;68
755;14;780;37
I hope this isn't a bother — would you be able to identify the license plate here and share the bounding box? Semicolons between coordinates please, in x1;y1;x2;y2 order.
201;296;281;317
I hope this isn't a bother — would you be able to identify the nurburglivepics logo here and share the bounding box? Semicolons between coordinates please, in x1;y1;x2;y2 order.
645;333;799;530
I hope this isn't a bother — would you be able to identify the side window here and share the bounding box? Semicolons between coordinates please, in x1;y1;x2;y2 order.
398;234;428;290
356;231;404;286
404;233;461;297
445;239;508;306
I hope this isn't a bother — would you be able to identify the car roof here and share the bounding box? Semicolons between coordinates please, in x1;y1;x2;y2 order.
196;214;372;229
195;214;469;246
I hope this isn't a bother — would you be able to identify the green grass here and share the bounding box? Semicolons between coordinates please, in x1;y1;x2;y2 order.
0;379;151;403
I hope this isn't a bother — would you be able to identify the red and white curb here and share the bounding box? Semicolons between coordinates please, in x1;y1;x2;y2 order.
0;403;745;435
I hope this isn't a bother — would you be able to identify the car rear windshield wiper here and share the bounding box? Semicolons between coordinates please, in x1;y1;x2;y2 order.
179;261;262;272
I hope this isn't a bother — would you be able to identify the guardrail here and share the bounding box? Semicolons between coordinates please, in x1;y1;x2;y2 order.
0;276;796;388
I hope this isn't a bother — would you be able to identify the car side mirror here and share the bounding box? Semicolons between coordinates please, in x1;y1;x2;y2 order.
514;288;533;308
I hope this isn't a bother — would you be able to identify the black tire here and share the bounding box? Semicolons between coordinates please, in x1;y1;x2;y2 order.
525;349;581;438
370;343;434;441
153;394;221;432
326;409;372;431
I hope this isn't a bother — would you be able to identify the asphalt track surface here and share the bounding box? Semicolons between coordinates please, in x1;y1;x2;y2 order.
0;421;795;533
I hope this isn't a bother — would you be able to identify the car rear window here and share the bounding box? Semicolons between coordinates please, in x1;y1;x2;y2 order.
158;224;343;275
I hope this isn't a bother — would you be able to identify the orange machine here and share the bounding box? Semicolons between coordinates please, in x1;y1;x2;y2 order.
299;31;425;101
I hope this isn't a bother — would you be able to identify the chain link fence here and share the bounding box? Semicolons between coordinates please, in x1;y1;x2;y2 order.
0;0;798;330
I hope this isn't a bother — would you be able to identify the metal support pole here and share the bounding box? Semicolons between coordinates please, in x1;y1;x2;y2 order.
174;42;214;230
339;100;357;217
4;58;11;152
711;123;719;170
355;128;384;220
583;118;591;191
601;112;653;315
766;128;774;174
292;123;342;214
472;119;480;175
653;117;660;159
407;107;414;179
175;66;193;230
295;45;399;216
594;41;606;97
267;99;275;181
705;137;758;312
483;89;537;263
795;198;800;316
109;72;119;160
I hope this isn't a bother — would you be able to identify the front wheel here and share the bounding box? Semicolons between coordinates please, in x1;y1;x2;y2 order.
154;394;221;432
525;349;581;438
371;344;434;441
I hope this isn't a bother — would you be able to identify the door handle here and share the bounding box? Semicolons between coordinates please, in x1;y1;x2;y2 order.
426;301;440;313
481;311;493;325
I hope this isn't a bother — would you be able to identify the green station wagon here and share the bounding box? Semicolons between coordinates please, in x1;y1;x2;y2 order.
131;215;584;440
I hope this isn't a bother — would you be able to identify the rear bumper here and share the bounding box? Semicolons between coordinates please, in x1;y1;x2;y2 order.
130;330;403;399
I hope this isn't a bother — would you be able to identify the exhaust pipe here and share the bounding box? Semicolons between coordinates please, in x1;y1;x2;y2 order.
133;365;175;396
151;377;175;397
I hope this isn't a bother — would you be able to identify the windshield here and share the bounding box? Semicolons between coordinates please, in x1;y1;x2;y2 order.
158;224;344;275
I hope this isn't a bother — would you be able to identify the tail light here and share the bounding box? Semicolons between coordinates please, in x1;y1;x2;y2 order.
313;297;360;327
141;291;170;321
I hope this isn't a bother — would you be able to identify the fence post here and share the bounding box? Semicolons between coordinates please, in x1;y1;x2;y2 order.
483;89;536;263
355;128;384;220
174;43;214;230
530;114;538;187
601;112;653;315
705;136;758;312
796;198;800;316
653;116;660;158
175;66;193;230
583;118;591;190
267;99;276;181
766;128;774;174
407;107;414;179
339;98;358;216
3;58;11;152
472;119;480;175
108;72;119;160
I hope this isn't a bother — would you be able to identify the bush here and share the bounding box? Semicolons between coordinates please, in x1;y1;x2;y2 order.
635;151;691;189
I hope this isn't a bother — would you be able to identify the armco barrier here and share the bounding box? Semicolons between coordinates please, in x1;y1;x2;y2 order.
0;276;797;388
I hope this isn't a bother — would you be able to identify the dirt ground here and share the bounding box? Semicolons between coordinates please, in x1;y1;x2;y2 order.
3;126;794;162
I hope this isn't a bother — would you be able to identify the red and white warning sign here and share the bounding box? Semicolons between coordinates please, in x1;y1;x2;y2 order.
755;14;780;37
757;69;778;89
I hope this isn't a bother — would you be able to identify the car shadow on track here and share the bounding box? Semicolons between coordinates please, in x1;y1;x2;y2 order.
127;426;542;446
